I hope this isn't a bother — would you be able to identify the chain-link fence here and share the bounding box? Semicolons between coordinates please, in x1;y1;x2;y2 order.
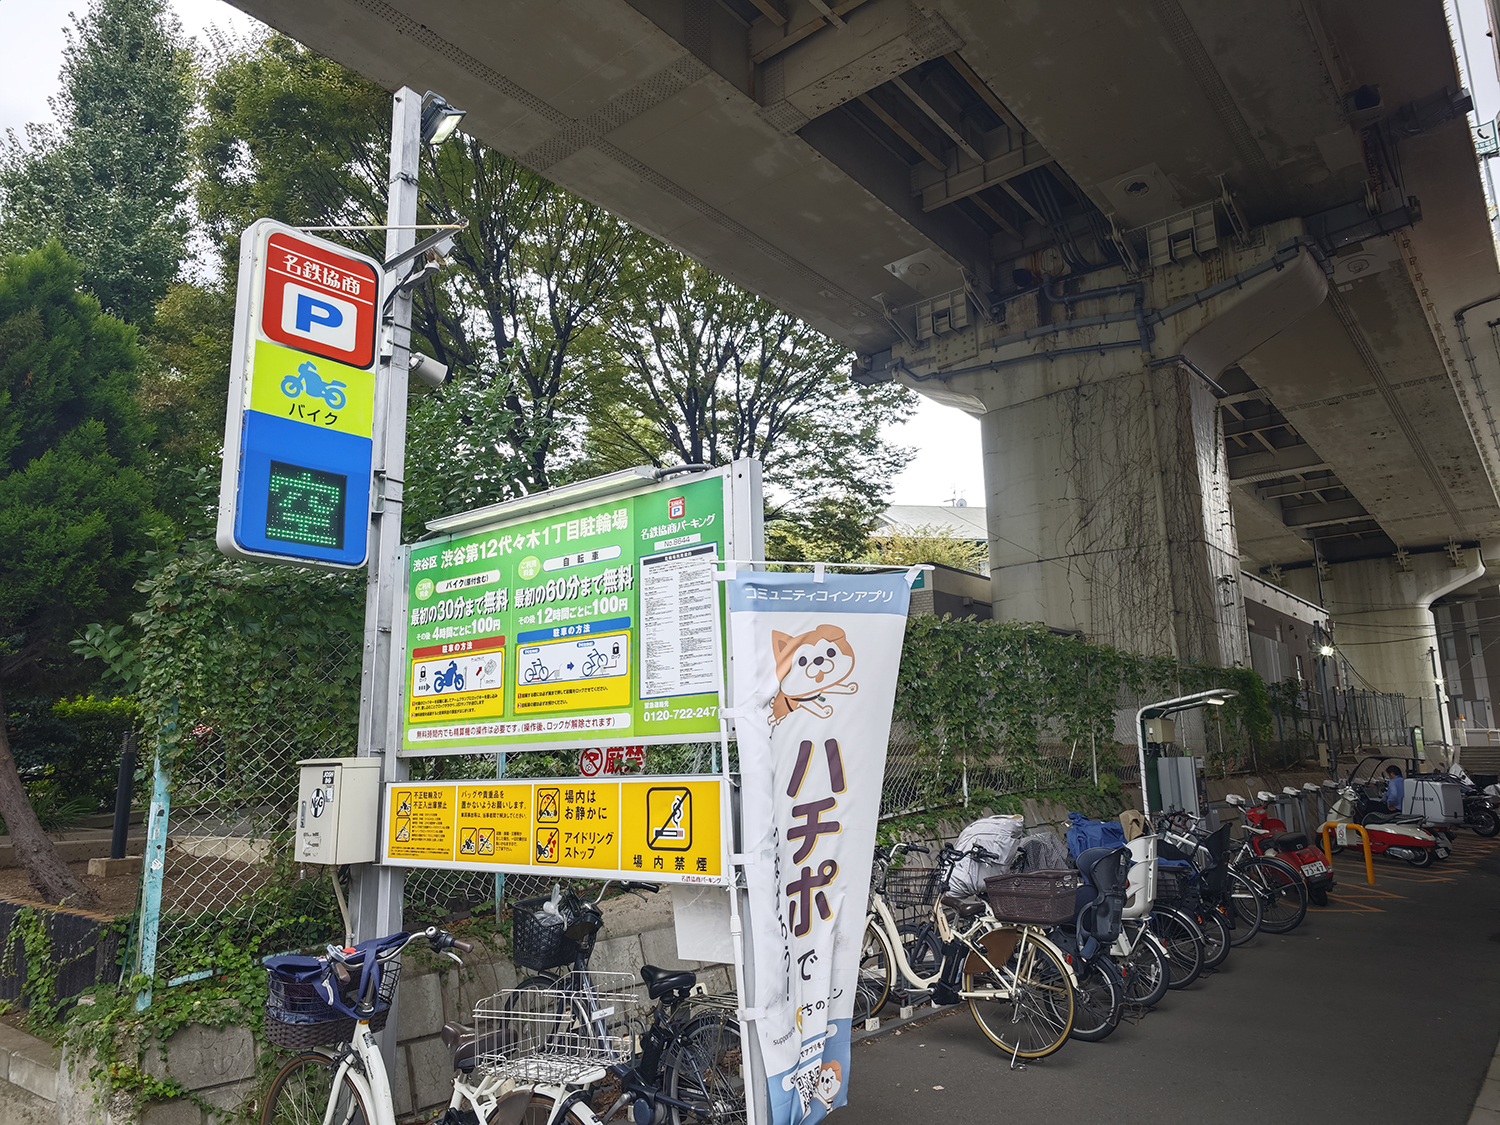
139;639;360;984
136;639;1379;985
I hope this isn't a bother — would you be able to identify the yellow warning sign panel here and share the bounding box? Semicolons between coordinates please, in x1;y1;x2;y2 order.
454;783;531;865
542;782;619;871
386;786;456;862
620;780;723;882
380;776;726;884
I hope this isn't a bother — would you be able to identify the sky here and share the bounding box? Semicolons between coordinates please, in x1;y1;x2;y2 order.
18;1;1500;511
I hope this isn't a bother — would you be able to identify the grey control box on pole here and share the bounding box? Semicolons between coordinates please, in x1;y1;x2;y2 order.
296;757;382;864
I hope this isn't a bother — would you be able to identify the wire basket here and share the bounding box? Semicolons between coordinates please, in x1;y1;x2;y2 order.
881;867;941;909
1154;867;1188;905
473;971;645;1085
264;958;399;1050
984;870;1083;925
512;895;597;971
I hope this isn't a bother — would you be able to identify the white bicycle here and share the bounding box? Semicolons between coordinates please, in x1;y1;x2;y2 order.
260;926;531;1125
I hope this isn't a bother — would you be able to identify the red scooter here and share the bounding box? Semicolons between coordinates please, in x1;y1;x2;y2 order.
1225;792;1337;907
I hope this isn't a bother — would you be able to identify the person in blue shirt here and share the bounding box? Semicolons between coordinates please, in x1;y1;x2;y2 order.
1382;765;1405;812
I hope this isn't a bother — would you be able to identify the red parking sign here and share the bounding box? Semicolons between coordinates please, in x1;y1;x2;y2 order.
261;231;379;369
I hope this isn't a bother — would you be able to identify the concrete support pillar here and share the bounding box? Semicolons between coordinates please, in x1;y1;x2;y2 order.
897;219;1328;664
1283;549;1485;735
980;360;1246;663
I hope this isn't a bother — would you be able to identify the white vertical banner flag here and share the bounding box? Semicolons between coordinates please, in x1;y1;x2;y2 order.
726;570;913;1125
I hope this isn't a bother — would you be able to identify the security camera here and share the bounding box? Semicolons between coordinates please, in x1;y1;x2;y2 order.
410;353;450;387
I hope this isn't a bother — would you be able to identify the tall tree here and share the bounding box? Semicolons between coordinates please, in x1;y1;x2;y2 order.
0;0;194;325
581;249;914;555
0;243;156;905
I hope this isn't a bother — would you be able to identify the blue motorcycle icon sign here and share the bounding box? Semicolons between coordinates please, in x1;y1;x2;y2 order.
281;361;347;410
433;661;465;692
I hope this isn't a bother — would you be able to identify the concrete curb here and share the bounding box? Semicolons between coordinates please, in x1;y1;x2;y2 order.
1467;1026;1500;1124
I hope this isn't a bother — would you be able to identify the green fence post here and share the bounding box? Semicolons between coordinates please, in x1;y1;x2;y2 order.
134;697;177;1011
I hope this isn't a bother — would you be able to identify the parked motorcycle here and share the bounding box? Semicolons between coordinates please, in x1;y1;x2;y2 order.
1427;765;1500;838
1326;784;1444;867
1347;754;1460;845
1225;792;1336;907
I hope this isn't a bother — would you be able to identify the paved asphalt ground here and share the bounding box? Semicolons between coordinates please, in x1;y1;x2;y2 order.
844;834;1500;1125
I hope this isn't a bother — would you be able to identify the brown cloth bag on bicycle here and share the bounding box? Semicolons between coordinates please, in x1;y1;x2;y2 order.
1118;809;1147;842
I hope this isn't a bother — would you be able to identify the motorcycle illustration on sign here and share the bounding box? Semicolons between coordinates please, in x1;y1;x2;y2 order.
281;360;348;409
433;660;465;692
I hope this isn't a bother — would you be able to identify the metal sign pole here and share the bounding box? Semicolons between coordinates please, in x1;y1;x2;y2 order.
350;87;419;1007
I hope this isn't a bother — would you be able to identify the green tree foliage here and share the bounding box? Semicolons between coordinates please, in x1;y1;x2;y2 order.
137;285;235;525
4;695;137;816
0;0;193;325
0;242;154;905
584;250;913;559
867;523;989;573
0;242;155;683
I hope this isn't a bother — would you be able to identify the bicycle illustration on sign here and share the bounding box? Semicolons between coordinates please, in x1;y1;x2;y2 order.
281;360;347;409
517;634;628;687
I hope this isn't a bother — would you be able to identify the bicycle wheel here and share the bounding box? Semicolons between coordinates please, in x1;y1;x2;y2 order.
1198;907;1230;969
668;1013;746;1125
1237;857;1307;934
1224;870;1264;945
1067;957;1122;1042
964;932;1074;1059
517;1093;593;1124
854;921;894;1022
262;1052;369;1125
1149;908;1204;989
1118;925;1170;1008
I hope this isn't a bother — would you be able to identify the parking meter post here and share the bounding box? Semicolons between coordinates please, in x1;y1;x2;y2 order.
111;728;137;861
349;87;419;1053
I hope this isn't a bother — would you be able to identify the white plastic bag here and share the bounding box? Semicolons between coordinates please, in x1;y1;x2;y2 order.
948;815;1025;897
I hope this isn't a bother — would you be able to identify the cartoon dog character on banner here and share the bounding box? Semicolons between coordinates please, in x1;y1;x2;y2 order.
813;1061;842;1110
770;625;859;725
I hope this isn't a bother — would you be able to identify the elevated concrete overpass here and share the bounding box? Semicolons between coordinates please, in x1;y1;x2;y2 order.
228;0;1500;703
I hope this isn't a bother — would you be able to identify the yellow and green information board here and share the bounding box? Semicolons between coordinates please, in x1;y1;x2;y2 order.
380;776;727;885
401;472;732;753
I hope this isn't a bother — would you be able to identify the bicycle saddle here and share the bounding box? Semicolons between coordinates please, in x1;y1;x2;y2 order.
939;894;988;918
440;1020;516;1072
641;964;697;1000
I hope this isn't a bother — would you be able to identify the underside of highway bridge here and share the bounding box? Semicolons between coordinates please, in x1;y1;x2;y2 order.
227;0;1500;706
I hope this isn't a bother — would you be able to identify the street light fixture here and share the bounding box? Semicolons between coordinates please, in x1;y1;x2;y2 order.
420;91;466;145
1135;689;1239;816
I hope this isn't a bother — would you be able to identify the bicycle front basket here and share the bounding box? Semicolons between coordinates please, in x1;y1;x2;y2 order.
882;867;940;909
511;895;596;971
263;956;399;1050
983;870;1082;925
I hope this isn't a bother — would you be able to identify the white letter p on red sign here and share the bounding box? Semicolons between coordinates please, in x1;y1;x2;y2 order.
281;283;358;354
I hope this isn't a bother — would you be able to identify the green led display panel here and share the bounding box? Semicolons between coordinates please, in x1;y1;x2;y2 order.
266;462;347;549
